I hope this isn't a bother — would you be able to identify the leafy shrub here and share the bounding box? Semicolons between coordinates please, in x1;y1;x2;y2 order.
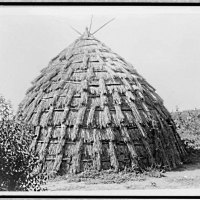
172;108;200;150
0;95;13;120
0;95;47;191
173;108;200;135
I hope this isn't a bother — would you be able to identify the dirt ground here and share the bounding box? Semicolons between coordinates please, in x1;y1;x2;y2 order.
46;151;200;191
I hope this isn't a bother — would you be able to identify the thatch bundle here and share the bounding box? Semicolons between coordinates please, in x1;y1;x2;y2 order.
18;28;187;175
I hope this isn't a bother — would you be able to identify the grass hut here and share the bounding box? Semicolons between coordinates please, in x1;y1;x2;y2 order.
18;27;187;175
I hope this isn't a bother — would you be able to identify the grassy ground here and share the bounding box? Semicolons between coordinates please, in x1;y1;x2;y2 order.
46;109;200;191
46;154;200;191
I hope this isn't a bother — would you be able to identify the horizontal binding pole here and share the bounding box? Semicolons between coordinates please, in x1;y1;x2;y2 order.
46;157;56;161
72;70;88;73
82;159;93;162
75;44;97;48
37;140;151;147
33;107;149;115
37;140;76;145
45;124;138;130
40;95;151;104
45;156;147;162
46;157;72;162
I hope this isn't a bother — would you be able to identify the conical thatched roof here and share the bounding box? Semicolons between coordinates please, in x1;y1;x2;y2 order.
18;28;187;175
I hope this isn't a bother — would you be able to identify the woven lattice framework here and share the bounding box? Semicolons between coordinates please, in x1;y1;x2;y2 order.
18;28;187;174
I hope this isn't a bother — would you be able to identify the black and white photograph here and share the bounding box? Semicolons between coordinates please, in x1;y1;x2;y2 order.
0;5;200;195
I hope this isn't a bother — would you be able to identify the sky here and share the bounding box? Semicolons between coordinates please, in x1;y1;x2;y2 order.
0;6;200;113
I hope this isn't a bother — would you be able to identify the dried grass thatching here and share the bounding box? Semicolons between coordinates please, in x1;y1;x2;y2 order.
17;28;187;175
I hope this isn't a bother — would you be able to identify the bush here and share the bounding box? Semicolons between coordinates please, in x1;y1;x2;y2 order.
172;108;200;150
0;95;13;120
173;108;200;135
0;95;47;191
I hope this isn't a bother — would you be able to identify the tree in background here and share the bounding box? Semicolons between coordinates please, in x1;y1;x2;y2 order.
0;95;13;120
0;95;47;191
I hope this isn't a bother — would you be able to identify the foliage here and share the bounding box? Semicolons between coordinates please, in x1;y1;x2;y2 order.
172;108;200;150
0;95;13;120
0;95;47;191
173;108;200;135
